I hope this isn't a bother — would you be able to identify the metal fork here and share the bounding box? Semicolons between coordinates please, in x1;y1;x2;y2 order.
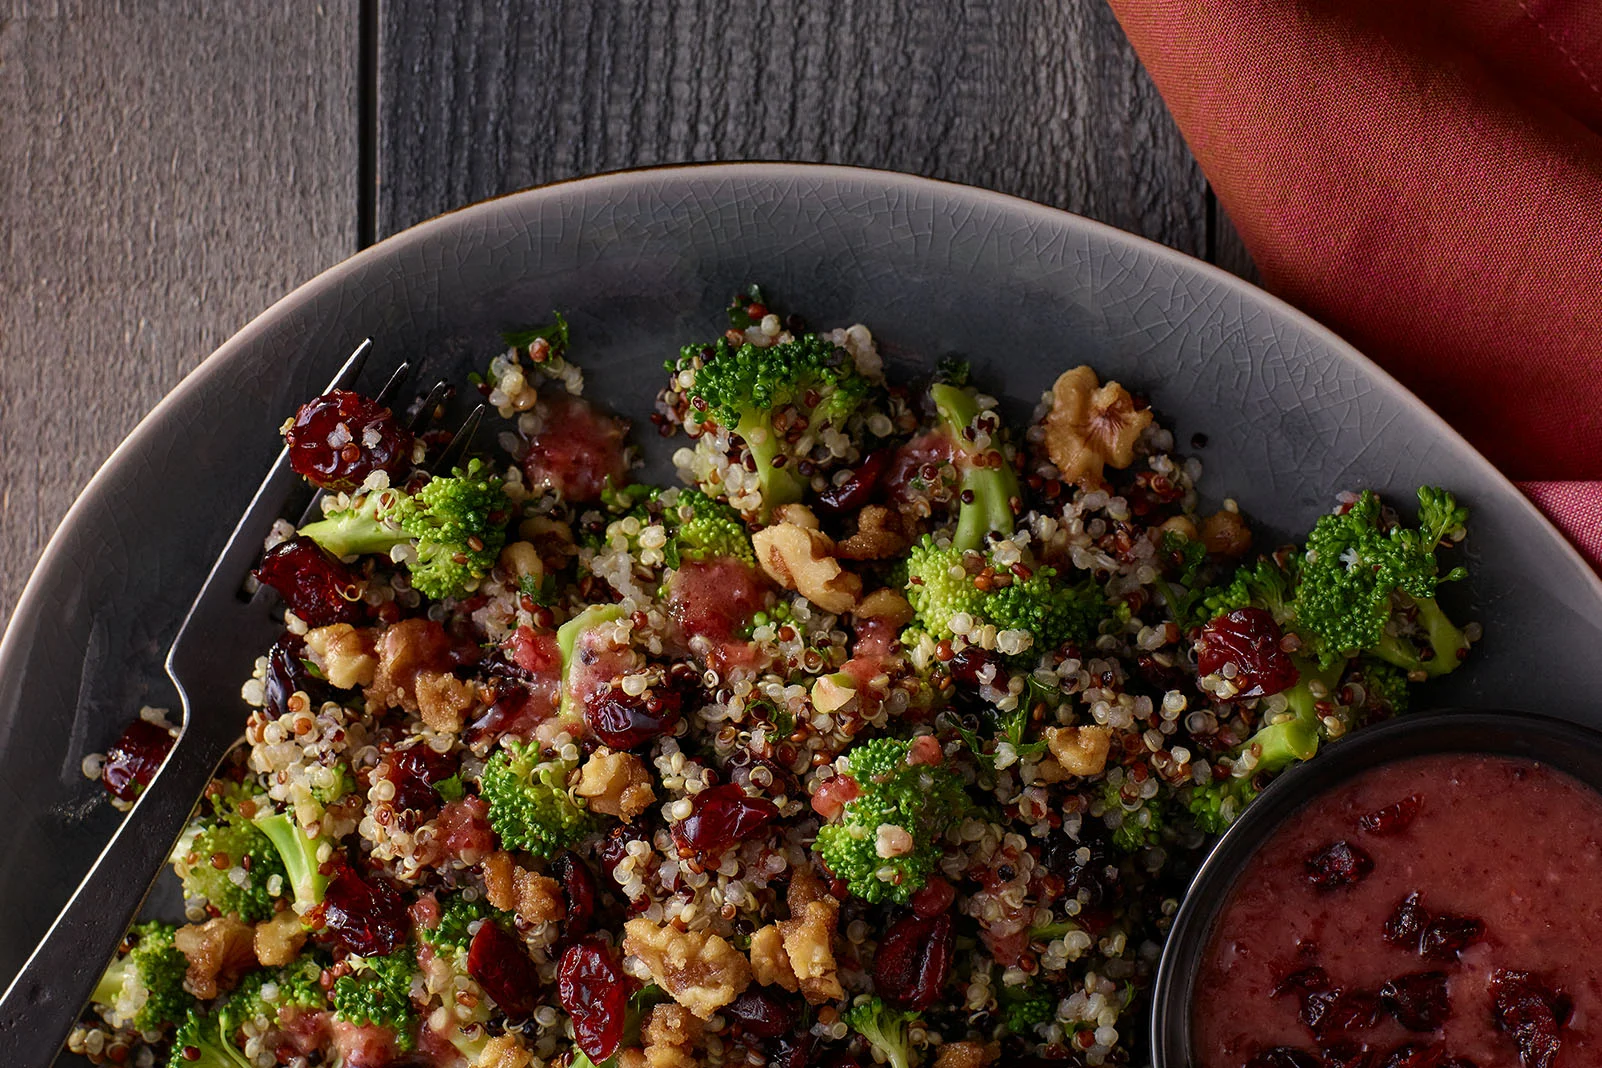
0;341;478;1062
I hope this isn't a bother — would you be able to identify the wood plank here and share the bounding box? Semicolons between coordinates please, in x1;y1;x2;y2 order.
376;0;1210;258
0;2;359;624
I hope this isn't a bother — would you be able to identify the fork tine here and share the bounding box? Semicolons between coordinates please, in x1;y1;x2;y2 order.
409;380;454;433
373;360;412;408
431;403;486;475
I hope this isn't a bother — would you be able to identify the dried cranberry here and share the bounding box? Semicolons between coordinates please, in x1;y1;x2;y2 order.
1195;607;1299;698
550;852;598;938
264;634;329;718
583;680;684;749
873;912;954;1010
467;919;541;1019
1418;914;1484;961
1042;832;1120;908
320;870;409;956
558;935;635;1063
1245;1050;1322;1068
1380;972;1450;1032
815;447;893;514
1384;892;1430;949
1439;1060;1478;1068
284;389;413;492
100;719;175;802
1359;795;1423;836
770;1032;819;1068
595;822;651;892
1321;1043;1375;1068
386;744;454;812
909;877;956;918
1272;966;1332;998
1490;969;1570;1068
1305;841;1374;890
725;987;802;1038
1376;1043;1446;1068
946;646;1002;691
1300;988;1382;1038
671;783;779;860
253;536;365;627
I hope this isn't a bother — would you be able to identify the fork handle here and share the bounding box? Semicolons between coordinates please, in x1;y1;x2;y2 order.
0;731;229;1064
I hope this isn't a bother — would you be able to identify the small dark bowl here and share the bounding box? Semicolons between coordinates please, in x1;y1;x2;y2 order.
1149;708;1602;1066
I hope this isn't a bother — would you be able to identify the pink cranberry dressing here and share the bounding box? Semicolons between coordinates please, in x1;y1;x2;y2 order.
1195;754;1602;1068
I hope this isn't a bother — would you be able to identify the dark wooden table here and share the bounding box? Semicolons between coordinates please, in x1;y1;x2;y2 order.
0;1;1252;624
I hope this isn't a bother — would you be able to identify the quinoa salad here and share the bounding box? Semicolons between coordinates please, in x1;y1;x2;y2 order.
73;289;1478;1068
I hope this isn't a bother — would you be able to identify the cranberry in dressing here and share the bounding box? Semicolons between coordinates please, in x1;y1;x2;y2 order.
1194;753;1602;1068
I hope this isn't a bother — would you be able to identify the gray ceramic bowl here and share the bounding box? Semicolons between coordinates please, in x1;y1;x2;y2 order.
3;162;1601;1040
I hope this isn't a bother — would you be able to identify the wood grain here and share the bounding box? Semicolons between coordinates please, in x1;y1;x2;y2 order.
0;2;359;624
376;0;1211;258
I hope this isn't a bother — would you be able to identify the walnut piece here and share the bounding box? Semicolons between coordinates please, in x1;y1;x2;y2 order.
303;624;377;690
473;1034;532;1068
253;910;307;967
575;747;656;822
748;924;800;991
776;869;843;1003
771;503;821;530
623;918;753;1019
1201;508;1253;558
934;1041;998;1068
836;505;909;561
640;1003;703;1068
854;588;914;629
810;674;857;715
1041;365;1153;488
368;617;457;713
482;850;564;926
1045;724;1113;777
415;671;476;733
751;523;862;615
175;916;257;999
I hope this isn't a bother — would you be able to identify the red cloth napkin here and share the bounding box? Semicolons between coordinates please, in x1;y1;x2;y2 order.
1105;0;1602;569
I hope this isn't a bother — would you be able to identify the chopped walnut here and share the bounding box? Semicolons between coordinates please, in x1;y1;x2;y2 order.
1045;724;1113;777
253;910;307;967
303;624;376;690
1041;365;1153;488
810;674;857;715
854;588;914;629
575;747;656;822
641;1003;703;1068
174;916;257;999
623;918;753;1019
482;850;564;926
751;523;862;615
497;540;545;586
748;924;800;991
367;617;460;713
473;1034;532;1068
771;503;821;530
617;1053;649;1068
414;671;476;733
934;1041;999;1068
836;505;909;561
777;869;843;1003
1201;508;1253;558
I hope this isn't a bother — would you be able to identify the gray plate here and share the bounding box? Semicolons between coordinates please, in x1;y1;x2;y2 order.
4;161;1600;1021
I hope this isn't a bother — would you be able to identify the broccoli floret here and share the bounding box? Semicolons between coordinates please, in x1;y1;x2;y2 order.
929;383;1019;550
674;333;873;517
331;947;417;1050
813;737;967;904
1355;657;1410;716
167;1005;253;1068
844;996;919;1068
172;784;287;922
602;486;755;570
213;956;329;1038
298;459;511;600
422;893;509;952
1001;985;1055;1035
91;921;191;1033
479;741;589;858
1187;773;1263;836
1295;488;1469;676
1193;554;1297;631
557;602;628;718
251;811;330;910
904;536;1104;657
1101;780;1164;852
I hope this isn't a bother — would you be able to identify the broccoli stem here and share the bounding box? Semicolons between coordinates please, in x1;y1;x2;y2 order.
91;958;127;1008
736;408;806;516
298;499;405;559
1372;596;1467;678
930;383;1019;551
252;812;329;910
1243;656;1344;771
557;604;627;718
